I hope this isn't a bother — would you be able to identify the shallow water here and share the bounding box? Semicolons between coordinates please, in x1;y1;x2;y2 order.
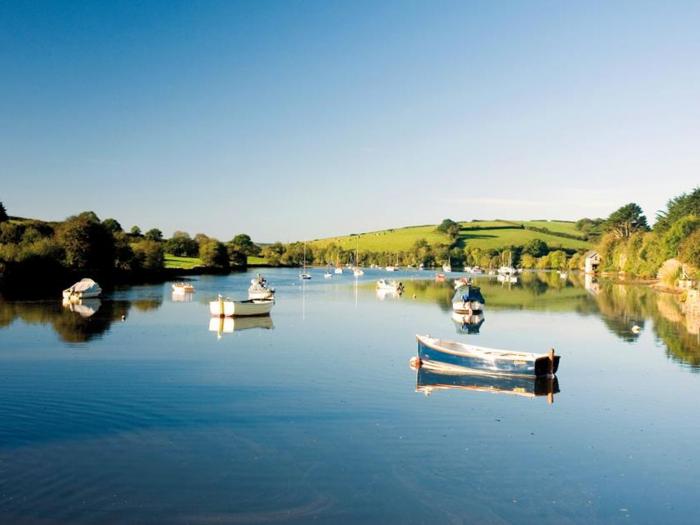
1;269;700;524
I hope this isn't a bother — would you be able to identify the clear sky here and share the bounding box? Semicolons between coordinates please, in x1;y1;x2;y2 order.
1;1;698;242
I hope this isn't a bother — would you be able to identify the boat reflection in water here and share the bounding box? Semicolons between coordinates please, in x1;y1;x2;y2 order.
376;289;402;301
171;291;195;303
451;311;485;334
208;315;274;339
413;363;560;403
62;298;102;318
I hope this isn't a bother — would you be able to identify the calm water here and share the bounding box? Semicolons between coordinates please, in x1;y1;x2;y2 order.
1;269;700;524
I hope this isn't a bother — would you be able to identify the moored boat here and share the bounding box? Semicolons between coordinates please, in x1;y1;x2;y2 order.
248;274;275;299
415;335;560;377
172;282;195;294
353;267;364;277
209;295;274;317
452;283;485;314
62;278;102;301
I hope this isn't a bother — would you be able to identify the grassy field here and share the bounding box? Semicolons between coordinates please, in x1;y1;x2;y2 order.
247;256;269;265
308;220;591;253
164;254;203;269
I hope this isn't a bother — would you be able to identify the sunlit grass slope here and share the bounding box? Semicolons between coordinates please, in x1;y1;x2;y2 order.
308;220;591;252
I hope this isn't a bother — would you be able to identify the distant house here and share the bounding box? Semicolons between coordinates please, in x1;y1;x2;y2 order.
584;251;600;274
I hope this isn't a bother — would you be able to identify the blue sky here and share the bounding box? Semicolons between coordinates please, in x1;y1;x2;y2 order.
1;1;698;241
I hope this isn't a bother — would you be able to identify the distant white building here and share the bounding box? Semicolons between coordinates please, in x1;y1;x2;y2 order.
584;251;600;274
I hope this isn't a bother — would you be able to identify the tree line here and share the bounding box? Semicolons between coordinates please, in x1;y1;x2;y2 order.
593;188;700;279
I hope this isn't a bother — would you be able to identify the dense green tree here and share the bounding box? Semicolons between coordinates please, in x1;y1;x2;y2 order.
227;245;247;267
130;225;142;237
199;239;229;268
260;242;285;265
662;215;700;258
655;187;700;232
679;230;700;271
102;218;122;233
228;233;260;256
0;201;8;223
113;232;137;270
144;228;163;242
604;203;649;239
436;218;461;240
165;231;199;257
194;233;210;246
57;214;115;270
132;240;164;270
524;238;549;257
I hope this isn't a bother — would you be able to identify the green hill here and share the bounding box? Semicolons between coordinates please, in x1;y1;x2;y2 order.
308;220;591;253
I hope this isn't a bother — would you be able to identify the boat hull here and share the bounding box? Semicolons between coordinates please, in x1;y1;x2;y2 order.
209;299;274;317
417;336;559;377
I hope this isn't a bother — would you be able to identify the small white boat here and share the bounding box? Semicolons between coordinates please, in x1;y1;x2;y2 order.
472;266;484;274
497;274;518;284
324;272;333;278
353;267;364;277
385;265;398;272
299;272;312;280
442;264;452;273
172;282;195;294
376;279;404;293
248;274;275;299
209;295;274;317
334;267;343;274
498;266;516;275
62;278;102;301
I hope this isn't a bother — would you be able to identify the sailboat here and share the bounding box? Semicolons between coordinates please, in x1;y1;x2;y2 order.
353;237;364;276
334;254;343;274
386;253;399;272
442;256;452;273
299;243;312;280
497;251;517;277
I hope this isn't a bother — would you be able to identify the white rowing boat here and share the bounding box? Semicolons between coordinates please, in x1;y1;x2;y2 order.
209;296;274;317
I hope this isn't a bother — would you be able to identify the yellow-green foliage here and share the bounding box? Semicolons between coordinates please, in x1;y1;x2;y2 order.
663;215;700;258
679;230;700;270
308;220;590;254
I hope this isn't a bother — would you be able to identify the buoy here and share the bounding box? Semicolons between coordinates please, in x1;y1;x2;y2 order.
409;356;422;370
121;315;126;322
631;325;641;334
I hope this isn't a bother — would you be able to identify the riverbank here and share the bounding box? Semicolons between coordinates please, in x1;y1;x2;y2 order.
0;262;245;300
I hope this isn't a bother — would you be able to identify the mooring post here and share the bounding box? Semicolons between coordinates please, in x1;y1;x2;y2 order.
548;348;555;376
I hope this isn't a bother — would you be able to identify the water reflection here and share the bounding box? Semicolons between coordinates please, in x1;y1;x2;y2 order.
1;271;699;368
450;312;485;334
208;315;274;338
0;300;131;343
171;291;195;302
62;298;101;318
415;366;560;401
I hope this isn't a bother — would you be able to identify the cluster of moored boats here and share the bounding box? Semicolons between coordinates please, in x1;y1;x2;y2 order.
60;270;561;400
409;273;560;402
